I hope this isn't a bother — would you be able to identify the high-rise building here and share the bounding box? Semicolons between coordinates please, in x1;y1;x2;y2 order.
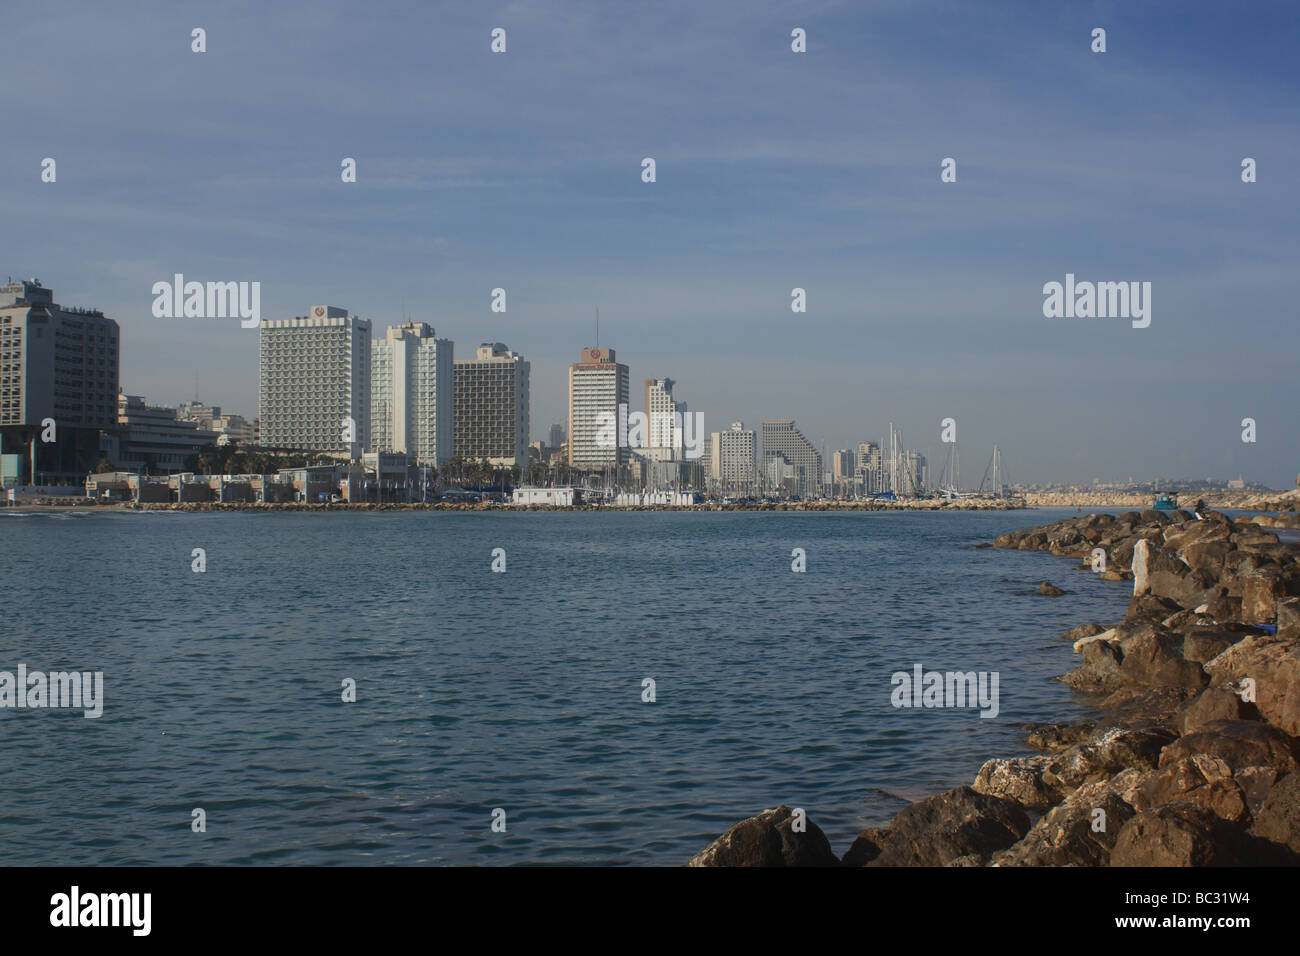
643;378;683;459
454;342;529;466
856;440;883;492
832;448;856;498
761;419;822;498
710;422;757;495
547;423;565;450
568;346;628;469
0;278;120;481
259;306;371;456
371;322;453;466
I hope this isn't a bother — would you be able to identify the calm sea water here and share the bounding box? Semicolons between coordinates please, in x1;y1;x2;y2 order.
0;507;1127;865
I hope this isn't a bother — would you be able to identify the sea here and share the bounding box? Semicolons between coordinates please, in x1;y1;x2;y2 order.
0;507;1130;865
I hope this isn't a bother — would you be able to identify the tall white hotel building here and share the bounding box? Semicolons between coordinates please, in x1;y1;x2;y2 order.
371;322;454;466
568;346;628;469
259;306;371;456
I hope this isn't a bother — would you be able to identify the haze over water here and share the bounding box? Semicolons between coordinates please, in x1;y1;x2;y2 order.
2;508;1127;864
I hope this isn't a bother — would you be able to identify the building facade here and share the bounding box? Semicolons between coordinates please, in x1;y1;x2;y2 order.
259;307;371;456
454;342;529;466
103;392;220;473
371;322;453;466
710;422;757;495
0;278;120;481
761;419;822;498
567;346;629;470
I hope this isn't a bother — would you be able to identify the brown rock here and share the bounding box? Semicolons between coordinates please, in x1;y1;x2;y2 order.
1159;720;1300;775
863;787;1030;867
972;755;1057;808
1110;804;1245;866
1175;687;1258;735
1243;570;1284;625
1043;727;1175;792
1248;772;1300;856
687;805;838;866
1136;755;1250;824
993;779;1136;866
840;827;887;867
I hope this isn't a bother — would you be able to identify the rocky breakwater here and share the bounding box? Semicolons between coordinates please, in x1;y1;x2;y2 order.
688;508;1300;866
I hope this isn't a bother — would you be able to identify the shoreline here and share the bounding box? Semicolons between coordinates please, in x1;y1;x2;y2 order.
689;507;1300;866
7;499;1299;517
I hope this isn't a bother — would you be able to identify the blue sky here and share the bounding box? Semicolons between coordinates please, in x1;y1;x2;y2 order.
4;0;1297;485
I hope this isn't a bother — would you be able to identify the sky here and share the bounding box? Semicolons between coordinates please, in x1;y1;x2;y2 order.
3;0;1297;487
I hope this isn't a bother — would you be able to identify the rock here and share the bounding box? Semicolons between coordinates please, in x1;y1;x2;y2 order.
1110;804;1246;866
1132;540;1191;599
840;827;887;867
1242;570;1284;625
945;854;986;866
1099;570;1126;581
1278;598;1300;641
1063;622;1106;642
1203;633;1281;685
994;779;1136;866
863;787;1030;867
1125;593;1182;623
1117;625;1192;686
687;805;839;866
1043;727;1175;792
1182;540;1232;576
1136;755;1250;824
1025;720;1097;752
1182;629;1243;665
1248;772;1300;856
1062;639;1125;693
1074;628;1117;653
1175;687;1258;734
1039;582;1065;596
1160;720;1300;775
1203;595;1243;623
1097;685;1197;728
972;755;1056;808
1235;766;1280;818
1204;637;1300;737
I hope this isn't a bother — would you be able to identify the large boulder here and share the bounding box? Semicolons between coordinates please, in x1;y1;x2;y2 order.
1204;637;1300;737
1175;686;1258;734
1159;720;1300;776
1132;540;1193;601
972;755;1057;808
993;779;1136;866
687;805;838;866
1062;638;1125;693
1116;624;1185;685
1110;804;1246;866
1136;755;1250;824
1242;570;1284;625
858;787;1030;867
1042;727;1175;793
1182;629;1244;665
1249;772;1300;857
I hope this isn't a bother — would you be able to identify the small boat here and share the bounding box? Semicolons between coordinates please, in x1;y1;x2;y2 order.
1154;492;1178;510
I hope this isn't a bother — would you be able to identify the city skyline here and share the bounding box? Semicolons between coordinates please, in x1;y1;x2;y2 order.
4;0;1297;486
